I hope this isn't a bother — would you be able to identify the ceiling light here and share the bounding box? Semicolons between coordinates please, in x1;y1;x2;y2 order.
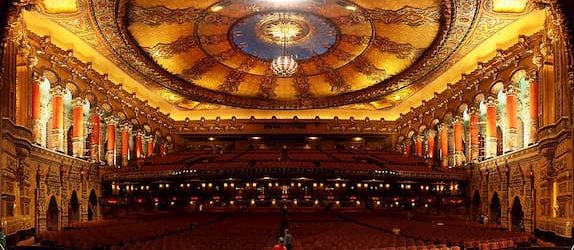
210;5;224;12
345;5;357;11
250;136;262;140
208;137;215;141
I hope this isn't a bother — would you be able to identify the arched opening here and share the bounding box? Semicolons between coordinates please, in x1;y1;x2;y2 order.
68;191;80;225
511;197;524;231
489;192;501;225
472;190;482;218
46;196;59;231
88;190;98;221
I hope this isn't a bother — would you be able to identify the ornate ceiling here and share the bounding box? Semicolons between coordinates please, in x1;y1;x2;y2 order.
24;0;541;118
121;0;443;109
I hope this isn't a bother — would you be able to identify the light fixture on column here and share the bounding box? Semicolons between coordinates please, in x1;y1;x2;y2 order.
270;12;298;77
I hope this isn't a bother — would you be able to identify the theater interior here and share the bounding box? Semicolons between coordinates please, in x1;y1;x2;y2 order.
0;0;573;249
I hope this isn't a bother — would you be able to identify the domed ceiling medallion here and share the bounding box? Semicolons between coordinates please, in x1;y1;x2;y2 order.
117;0;448;109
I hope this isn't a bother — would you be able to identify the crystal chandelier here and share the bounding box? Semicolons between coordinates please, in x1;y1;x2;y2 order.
271;12;298;77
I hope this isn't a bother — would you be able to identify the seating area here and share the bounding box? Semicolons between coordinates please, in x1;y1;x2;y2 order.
34;209;539;250
114;212;280;250
345;211;532;249
38;211;227;249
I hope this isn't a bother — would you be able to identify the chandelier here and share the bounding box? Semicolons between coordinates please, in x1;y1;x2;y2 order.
270;12;298;77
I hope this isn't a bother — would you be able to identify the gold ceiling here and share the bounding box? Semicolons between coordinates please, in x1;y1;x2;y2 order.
126;0;441;105
24;0;542;118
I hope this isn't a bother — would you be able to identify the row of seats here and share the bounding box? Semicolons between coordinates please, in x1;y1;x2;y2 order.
346;212;531;247
39;211;226;249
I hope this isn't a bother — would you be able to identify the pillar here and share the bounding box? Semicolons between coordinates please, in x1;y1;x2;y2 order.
50;86;66;152
72;97;87;157
469;107;480;162
405;139;412;156
121;123;133;167
453;116;464;167
485;96;498;158
415;135;424;157
135;130;143;159
438;124;448;168
90;108;103;162
529;78;538;144
426;130;436;159
146;135;154;157
31;78;43;145
159;142;166;157
447;124;455;167
104;116;119;167
505;85;519;151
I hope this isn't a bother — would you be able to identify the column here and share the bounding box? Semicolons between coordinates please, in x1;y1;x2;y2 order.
135;130;143;159
31;78;43;145
469;107;480;162
506;85;519;151
121;123;133;167
90;108;103;162
71;97;87;157
438;124;448;168
146;135;154;157
104;116;119;167
453;116;464;167
448;124;455;167
426;130;436;159
485;96;498;158
415;135;424;157
50;86;66;152
159;141;166;157
405;139;412;156
529;78;538;144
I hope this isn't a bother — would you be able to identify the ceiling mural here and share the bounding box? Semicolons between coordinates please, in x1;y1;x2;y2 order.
92;0;460;109
26;0;538;114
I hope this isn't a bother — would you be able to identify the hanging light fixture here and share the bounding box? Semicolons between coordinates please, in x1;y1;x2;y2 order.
271;12;298;77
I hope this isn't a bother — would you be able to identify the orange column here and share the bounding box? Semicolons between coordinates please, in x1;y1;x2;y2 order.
439;124;448;168
506;86;519;151
453;116;464;167
72;98;87;157
121;124;132;167
405;140;412;156
32;80;42;145
90;108;103;162
105;116;119;167
529;79;538;144
485;96;498;158
146;136;154;157
426;130;436;159
135;130;143;159
50;86;66;152
415;135;423;157
469;107;480;162
159;142;166;157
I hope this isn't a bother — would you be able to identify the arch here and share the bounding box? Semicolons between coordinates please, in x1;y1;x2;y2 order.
489;192;501;225
510;69;528;85
46;196;59;231
418;125;427;134
88;190;98;221
511;196;524;231
473;93;485;106
490;81;505;95
41;69;60;84
68;191;80;225
65;81;80;97
101;103;113;113
83;91;98;106
472;190;482;218
457;103;469;116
